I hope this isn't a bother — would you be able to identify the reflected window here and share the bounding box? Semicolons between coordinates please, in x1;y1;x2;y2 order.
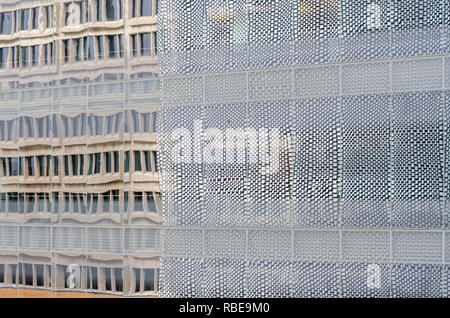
134;151;142;171
103;191;110;212
71;155;78;176
63;39;70;63
114;151;119;172
118;34;124;57
97;0;103;21
31;45;39;67
37;156;45;177
52;192;59;214
153;151;158;172
79;154;84;175
134;192;143;211
9;158;18;176
0;193;6;212
75;38;82;62
31;7;39;29
0;11;12;35
123;191;128;212
132;0;138;17
105;152;111;173
52;156;59;176
141;0;152;17
107;35;116;58
21;9;30;30
88;154;93;175
45;6;52;28
144;151;151;172
124;151;130;172
21;46;29;68
91;193;98;214
27;157;35;176
64;155;69;176
84;36;94;60
131;34;138;56
94;153;101;174
144;268;155;291
105;0;118;21
97;35;104;59
8;193;18;213
146;192;157;212
140;33;151;56
131;110;140;132
0;47;8;69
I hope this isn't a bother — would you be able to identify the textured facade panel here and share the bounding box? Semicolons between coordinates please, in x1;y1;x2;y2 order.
157;0;449;298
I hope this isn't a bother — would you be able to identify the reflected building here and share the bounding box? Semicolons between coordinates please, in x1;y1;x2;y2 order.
0;0;161;296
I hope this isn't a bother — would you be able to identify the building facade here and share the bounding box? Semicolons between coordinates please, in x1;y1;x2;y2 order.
0;0;161;297
157;0;450;297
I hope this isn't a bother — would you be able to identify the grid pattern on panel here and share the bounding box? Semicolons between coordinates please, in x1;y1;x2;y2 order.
158;0;450;298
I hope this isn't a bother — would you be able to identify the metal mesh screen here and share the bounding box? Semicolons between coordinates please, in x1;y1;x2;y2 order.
158;0;450;297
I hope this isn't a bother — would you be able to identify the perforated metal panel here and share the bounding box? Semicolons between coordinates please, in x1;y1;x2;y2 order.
158;0;450;297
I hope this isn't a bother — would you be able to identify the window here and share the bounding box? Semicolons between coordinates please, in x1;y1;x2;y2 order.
97;0;103;21
107;35;116;58
21;9;30;30
118;34;124;57
64;192;70;212
140;33;151;56
103;191;110;212
146;192;157;212
51;41;56;64
0;11;12;35
94;153;101;174
9;158;19;176
84;36;94;60
79;154;84;175
52;192;59;214
153;151;158;172
154;31;157;56
21;46;29;68
112;189;120;212
105;152;111;173
114;151;119;172
0;47;8;69
11;46;19;69
27;157;35;176
114;268;123;291
134;192;143;211
64;155;69;176
131;34;138;56
75;38;82;61
144;151;151;172
88;154;93;175
144;268;155;291
141;0;152;17
132;0;138;17
8;193;18;213
52;156;59;176
97;36;104;59
45;6;52;28
124;151;130;172
31;45;39;67
31;7;39;29
134;151;142;171
27;193;35;213
123;191;128;212
37;156;45;176
63;39;70;63
105;0;118;21
71;155;78;176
